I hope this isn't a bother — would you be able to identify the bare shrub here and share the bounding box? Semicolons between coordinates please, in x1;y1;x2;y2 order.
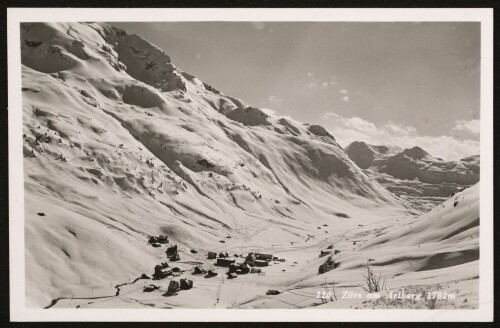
358;263;386;293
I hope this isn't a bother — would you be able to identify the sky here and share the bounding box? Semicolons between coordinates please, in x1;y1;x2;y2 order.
112;22;480;160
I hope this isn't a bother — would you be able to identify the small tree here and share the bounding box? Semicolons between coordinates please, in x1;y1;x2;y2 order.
358;263;386;293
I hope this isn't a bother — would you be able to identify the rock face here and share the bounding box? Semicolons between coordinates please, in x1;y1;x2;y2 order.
21;22;409;307
345;141;479;210
307;125;336;141
344;141;377;169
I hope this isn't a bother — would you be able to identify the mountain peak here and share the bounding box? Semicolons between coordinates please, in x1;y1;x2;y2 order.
345;140;479;210
344;141;376;169
401;146;429;160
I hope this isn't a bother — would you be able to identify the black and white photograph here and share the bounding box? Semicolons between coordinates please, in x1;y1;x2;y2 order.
7;8;494;322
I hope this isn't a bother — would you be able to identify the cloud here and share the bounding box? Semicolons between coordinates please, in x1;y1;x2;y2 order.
321;112;479;160
338;89;349;101
385;121;417;136
322;112;337;119
325;113;379;135
304;72;318;89
260;108;277;116
452;119;480;136
322;76;337;87
268;95;283;107
316;73;336;88
304;72;339;90
251;22;266;30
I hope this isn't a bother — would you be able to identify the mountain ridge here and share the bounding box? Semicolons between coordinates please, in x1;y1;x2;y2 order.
345;140;479;210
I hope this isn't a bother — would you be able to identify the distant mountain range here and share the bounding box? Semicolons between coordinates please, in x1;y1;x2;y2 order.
345;141;479;210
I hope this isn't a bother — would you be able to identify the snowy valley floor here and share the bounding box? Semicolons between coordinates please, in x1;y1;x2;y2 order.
44;186;479;310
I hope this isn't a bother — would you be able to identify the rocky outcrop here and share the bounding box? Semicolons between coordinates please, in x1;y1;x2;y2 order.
344;141;377;169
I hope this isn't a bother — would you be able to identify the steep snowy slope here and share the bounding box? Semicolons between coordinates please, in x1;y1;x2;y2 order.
345;141;479;210
235;183;479;309
21;22;411;307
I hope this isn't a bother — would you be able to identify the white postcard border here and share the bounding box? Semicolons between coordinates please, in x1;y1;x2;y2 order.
8;7;494;322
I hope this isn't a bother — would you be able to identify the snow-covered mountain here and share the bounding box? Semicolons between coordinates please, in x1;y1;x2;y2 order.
21;22;411;306
20;22;479;309
345;141;479;210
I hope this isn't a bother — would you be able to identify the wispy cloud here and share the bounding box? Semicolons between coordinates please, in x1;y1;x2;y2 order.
268;95;283;107
318;76;337;88
304;73;340;90
304;72;318;89
385;121;417;135
322;112;479;160
338;89;349;101
269;95;282;103
260;108;277;116
452;119;479;137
